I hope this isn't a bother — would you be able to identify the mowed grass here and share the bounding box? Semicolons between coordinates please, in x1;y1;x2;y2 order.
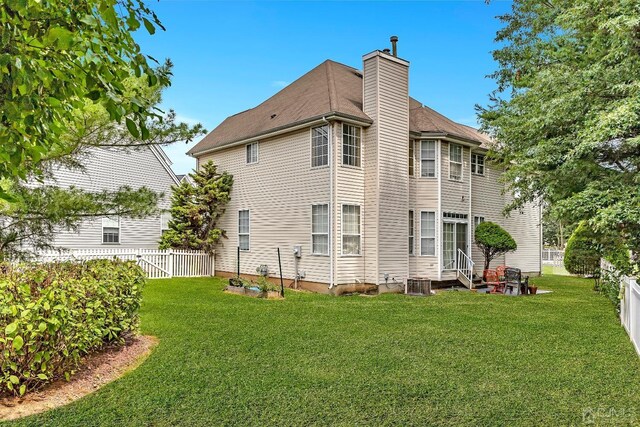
6;274;640;426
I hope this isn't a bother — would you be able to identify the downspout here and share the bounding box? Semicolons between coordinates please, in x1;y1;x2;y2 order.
324;116;335;289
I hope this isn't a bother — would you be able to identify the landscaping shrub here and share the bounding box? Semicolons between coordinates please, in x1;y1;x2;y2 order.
474;221;517;271
563;222;601;276
0;259;145;397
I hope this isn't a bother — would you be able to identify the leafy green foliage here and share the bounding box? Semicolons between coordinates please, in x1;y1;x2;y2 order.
0;0;172;186
159;162;233;255
478;0;640;272
563;222;601;276
0;181;160;261
11;274;640;425
0;259;145;397
474;221;517;270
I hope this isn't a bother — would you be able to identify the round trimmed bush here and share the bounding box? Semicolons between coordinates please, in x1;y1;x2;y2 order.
474;221;517;271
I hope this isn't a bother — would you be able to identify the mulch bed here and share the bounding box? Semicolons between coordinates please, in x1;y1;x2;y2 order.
0;335;158;421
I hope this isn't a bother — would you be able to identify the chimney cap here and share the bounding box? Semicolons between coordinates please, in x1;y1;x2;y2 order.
390;35;398;42
382;48;391;54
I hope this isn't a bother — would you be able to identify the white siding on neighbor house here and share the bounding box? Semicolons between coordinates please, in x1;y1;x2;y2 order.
362;51;410;287
199;128;332;284
409;139;440;280
505;199;542;274
44;147;176;249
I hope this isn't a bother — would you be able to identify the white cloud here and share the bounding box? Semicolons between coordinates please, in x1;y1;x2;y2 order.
271;80;289;88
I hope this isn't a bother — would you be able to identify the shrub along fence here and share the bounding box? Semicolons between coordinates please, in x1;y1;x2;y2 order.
0;259;145;396
601;259;640;357
37;249;214;279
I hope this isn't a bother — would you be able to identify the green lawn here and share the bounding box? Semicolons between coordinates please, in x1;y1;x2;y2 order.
6;274;640;426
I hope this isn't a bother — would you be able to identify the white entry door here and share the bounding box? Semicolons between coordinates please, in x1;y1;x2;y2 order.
443;222;468;270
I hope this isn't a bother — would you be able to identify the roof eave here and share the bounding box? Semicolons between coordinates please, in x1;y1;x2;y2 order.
188;112;373;157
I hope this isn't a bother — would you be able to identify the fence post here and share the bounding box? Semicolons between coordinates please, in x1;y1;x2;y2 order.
168;249;174;278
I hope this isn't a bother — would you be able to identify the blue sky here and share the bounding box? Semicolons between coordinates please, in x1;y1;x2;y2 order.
135;0;512;174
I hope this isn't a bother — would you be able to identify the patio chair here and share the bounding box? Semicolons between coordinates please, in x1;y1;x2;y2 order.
484;269;504;293
504;267;528;295
496;265;508;287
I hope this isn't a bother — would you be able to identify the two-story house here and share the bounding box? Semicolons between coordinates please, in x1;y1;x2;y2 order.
188;39;542;293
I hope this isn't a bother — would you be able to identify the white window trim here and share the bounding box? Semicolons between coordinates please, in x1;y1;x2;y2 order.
160;211;170;234
409;210;415;256
471;153;485;176
448;143;463;182
420;211;436;257
420;139;437;179
246;142;259;165
409;140;415;177
238;209;250;251
340;203;362;257
473;215;485;228
102;216;120;245
311;203;329;256
341;123;362;169
310;126;329;169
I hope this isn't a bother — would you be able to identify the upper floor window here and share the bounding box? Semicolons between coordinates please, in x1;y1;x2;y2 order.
421;140;436;178
160;211;171;235
102;216;120;244
471;153;485;175
311;204;329;255
409;140;415;176
246;142;258;164
342;124;361;167
238;210;250;251
342;204;361;255
449;143;463;181
311;126;329;167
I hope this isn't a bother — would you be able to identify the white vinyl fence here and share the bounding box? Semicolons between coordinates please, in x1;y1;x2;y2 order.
37;248;214;279
601;259;640;356
542;249;564;265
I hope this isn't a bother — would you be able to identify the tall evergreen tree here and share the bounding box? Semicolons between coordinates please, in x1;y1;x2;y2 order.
159;162;233;255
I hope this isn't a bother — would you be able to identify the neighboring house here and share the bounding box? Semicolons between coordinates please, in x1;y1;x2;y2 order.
188;40;542;292
44;146;179;249
176;174;195;186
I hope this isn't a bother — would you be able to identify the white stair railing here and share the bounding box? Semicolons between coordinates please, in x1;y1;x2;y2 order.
456;249;475;289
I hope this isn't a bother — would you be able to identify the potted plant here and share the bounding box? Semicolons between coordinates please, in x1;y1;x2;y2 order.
529;284;538;295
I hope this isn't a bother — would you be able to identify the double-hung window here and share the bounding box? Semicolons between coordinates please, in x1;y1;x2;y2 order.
471;153;485;175
342;124;361;167
342;205;361;255
474;216;485;228
246;142;258;164
238;210;250;251
449;143;463;181
311;126;329;167
421;140;436;178
409;210;415;255
420;211;436;256
160;211;171;235
409;140;415;176
311;204;329;255
102;217;120;244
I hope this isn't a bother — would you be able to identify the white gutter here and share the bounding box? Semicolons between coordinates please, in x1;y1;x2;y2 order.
324;117;335;289
188;114;372;158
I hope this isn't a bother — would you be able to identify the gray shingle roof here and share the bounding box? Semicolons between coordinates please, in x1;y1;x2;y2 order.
188;60;491;155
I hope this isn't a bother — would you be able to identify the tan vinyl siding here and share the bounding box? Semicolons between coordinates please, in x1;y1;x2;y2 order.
441;142;470;215
375;57;409;287
470;161;506;272
199;128;332;284
335;122;366;284
362;57;379;285
362;52;410;286
409;140;440;280
45;147;175;249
